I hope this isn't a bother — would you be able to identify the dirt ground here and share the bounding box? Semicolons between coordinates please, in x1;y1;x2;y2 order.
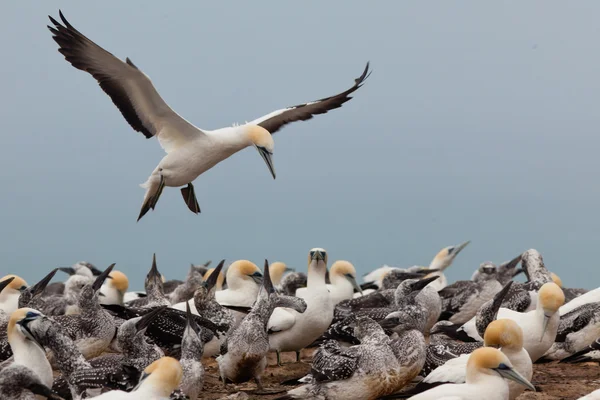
200;349;600;400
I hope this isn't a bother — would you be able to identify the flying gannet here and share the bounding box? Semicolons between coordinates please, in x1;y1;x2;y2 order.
47;11;371;221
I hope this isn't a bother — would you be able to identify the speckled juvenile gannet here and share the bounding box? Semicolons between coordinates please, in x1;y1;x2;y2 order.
438;261;504;324
126;254;170;310
50;264;117;359
423;241;471;291
404;347;534;400
269;248;333;365
93;356;183;399
543;301;600;361
296;260;361;305
47;11;370;221
0;275;28;314
412;319;532;400
281;316;422;400
16;269;59;313
177;303;205;400
0;364;60;400
218;260;306;391
1;309;54;389
99;270;129;306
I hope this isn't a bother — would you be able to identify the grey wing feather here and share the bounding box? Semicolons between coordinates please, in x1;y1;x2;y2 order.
311;341;359;382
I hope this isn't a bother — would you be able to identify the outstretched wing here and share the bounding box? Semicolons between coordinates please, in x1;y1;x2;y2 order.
47;10;203;153
250;63;371;135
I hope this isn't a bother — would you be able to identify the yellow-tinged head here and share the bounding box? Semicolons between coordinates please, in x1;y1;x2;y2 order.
538;282;565;314
203;268;225;290
550;272;563;288
331;261;356;278
245;124;276;179
8;308;42;342
0;275;27;291
484;319;524;350
269;262;293;286
466;347;535;391
227;260;263;288
429;241;470;271
142;356;183;394
108;271;129;292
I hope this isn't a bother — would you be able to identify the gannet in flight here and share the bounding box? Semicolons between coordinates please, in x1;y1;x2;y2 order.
47;11;371;221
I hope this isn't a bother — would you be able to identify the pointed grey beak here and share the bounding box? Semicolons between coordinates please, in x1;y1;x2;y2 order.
411;275;439;291
541;314;551;341
29;269;59;297
92;264;116;291
257;146;276;179
284;267;296;273
59;267;76;276
0;277;15;294
495;365;536;391
310;250;326;262
450;240;471;257
205;260;225;291
345;274;363;294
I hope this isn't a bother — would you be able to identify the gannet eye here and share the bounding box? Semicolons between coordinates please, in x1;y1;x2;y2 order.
310;251;315;258
496;363;510;370
25;311;39;320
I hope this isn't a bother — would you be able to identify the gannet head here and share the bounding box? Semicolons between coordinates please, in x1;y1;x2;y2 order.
135;356;183;396
17;269;59;308
484;319;524;350
550;272;563;288
106;270;129;293
64;275;91;296
330;261;362;294
203;265;226;291
8;308;44;344
226;260;263;289
467;347;535;391
79;264;115;307
245;124;275;179
538;282;565;340
353;315;384;340
308;248;328;278
269;262;294;287
0;275;28;295
429;241;470;271
479;262;497;276
145;254;165;294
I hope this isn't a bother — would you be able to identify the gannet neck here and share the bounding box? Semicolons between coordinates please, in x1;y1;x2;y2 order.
307;261;327;290
206;126;252;152
0;289;20;314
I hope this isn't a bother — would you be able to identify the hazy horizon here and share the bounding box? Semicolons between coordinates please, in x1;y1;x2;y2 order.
2;2;599;291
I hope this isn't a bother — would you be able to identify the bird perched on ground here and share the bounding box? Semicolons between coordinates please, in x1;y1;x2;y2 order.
218;260;307;392
47;11;370;220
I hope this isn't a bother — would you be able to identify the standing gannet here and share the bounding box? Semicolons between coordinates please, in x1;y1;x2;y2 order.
424;241;471;291
269;248;333;365
269;262;294;289
412;319;532;400
0;364;60;400
3;309;54;389
296;260;361;305
50;264;117;359
403;348;534;400
92;356;183;399
281;316;420;400
99;270;129;306
216;260;263;326
494;282;565;362
0;275;28;314
543;301;600;361
218;261;306;391
47;11;370;221
177;303;206;400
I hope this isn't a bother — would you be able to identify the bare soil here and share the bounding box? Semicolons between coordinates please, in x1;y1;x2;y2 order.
200;349;600;400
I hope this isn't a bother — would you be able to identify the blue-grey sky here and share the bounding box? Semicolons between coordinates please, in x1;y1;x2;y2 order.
2;2;599;290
